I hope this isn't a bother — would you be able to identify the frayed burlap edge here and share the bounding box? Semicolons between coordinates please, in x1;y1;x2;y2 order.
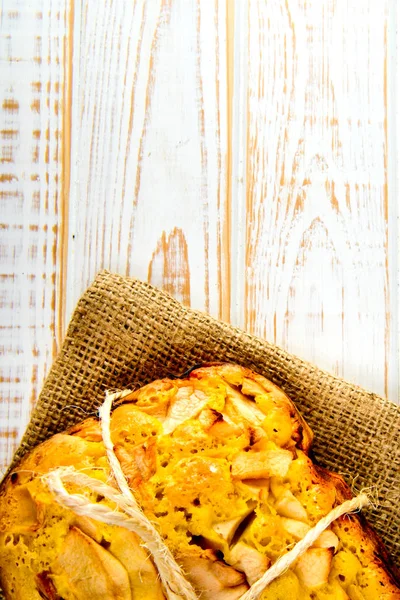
4;270;400;568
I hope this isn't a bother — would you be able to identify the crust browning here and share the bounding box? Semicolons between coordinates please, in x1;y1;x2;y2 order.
0;364;399;599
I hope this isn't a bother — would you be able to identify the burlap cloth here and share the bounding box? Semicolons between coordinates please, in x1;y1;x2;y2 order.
4;270;400;569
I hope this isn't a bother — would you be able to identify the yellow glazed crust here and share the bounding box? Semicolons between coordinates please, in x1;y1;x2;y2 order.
0;364;399;599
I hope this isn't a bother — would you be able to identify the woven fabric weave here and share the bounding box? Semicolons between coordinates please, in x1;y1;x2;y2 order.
6;270;400;565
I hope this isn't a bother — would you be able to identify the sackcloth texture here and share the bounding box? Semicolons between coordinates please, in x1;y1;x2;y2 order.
2;270;399;581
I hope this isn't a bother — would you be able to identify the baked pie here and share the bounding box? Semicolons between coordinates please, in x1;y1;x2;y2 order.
0;364;399;599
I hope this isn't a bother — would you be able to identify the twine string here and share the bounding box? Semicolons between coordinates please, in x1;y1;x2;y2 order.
239;493;370;600
45;390;370;600
46;390;197;600
99;390;139;505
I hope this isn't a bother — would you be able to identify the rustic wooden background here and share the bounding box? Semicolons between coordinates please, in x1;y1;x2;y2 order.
0;0;399;471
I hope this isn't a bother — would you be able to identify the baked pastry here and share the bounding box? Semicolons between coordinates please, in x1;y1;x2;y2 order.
0;363;399;599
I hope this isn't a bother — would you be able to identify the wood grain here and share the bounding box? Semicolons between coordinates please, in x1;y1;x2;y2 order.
0;0;398;470
238;0;398;401
148;227;191;306
65;0;230;323
0;2;71;470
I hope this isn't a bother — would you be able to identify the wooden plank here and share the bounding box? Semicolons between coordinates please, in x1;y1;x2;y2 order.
66;0;230;323
0;2;72;470
1;0;397;471
386;0;400;404
237;0;398;401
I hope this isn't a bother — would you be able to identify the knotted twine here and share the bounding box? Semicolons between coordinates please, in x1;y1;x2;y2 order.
47;390;197;600
44;390;370;600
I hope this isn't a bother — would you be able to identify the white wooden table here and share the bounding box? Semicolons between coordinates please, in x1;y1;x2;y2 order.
0;0;399;471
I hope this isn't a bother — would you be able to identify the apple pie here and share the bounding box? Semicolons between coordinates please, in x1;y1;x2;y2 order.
0;364;399;599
